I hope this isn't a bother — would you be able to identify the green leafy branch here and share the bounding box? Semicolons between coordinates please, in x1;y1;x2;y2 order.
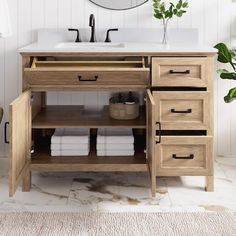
214;43;236;103
153;0;188;23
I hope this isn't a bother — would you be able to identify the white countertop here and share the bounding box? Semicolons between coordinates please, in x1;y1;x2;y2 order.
18;42;216;54
18;28;217;54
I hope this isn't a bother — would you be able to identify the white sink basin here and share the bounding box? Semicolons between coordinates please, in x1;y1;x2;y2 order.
55;42;125;49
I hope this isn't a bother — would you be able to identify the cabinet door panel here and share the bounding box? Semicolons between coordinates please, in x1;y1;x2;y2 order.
146;89;156;197
9;90;31;196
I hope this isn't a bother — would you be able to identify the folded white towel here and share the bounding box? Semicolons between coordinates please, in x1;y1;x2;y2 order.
51;149;89;156
51;143;90;151
97;150;135;156
51;128;90;144
96;143;134;151
97;128;134;144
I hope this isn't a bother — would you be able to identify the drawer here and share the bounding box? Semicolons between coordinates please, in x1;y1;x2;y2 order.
24;58;149;90
155;136;213;176
153;91;210;130
152;57;210;87
24;71;149;89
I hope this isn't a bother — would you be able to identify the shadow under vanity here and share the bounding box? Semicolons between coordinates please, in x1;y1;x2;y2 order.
7;50;215;198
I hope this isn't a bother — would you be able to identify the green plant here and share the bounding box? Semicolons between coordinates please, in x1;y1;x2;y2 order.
214;43;236;103
153;0;188;23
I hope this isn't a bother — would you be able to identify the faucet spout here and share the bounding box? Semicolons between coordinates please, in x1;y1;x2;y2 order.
89;14;96;42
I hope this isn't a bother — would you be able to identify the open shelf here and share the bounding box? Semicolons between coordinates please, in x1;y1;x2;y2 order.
32;105;146;129
31;134;147;172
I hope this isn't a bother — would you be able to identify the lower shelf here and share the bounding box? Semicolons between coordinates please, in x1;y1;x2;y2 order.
31;132;147;172
31;152;147;172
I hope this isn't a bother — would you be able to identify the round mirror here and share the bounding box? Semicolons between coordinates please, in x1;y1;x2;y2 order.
89;0;149;10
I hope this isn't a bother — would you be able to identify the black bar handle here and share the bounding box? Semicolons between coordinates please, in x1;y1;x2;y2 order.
169;70;190;74
171;108;192;114
172;154;194;160
68;28;82;42
105;28;119;42
156;122;162;144
4;122;9;144
78;75;98;82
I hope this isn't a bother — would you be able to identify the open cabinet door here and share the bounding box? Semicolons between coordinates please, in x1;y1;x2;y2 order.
9;90;31;197
146;90;157;197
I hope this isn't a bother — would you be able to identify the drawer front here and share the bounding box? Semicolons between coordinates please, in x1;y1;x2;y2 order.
152;57;209;87
153;91;210;130
155;136;213;176
24;71;149;89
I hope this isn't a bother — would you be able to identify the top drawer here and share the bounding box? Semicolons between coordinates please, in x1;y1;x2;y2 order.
152;57;210;88
24;58;150;91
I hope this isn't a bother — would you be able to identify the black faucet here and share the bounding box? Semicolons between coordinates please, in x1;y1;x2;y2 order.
89;14;96;42
68;28;81;42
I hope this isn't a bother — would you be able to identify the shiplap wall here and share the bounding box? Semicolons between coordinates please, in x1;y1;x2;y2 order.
0;0;235;157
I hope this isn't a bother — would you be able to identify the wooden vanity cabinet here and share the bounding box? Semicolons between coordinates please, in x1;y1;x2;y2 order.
8;53;215;197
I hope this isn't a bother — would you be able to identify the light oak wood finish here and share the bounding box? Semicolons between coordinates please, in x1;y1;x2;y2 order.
32;59;146;69
22;56;31;91
8;52;215;197
152;57;211;88
146;90;157;197
205;56;215;192
153;91;210;130
206;176;214;192
32;106;146;129
31;154;147;172
155;136;213;176
25;57;149;90
9;90;31;196
25;71;149;90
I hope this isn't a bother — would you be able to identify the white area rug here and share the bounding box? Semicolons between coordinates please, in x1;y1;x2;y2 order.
0;212;235;236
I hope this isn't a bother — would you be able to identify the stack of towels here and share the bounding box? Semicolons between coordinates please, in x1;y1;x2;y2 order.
97;128;134;156
51;128;90;156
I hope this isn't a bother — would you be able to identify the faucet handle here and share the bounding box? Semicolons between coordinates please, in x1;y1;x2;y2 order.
105;28;118;43
68;28;82;42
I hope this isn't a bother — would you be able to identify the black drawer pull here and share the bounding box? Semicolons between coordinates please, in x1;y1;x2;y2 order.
4;122;9;144
156;122;162;144
169;70;190;74
171;108;192;114
78;75;98;81
172;154;194;160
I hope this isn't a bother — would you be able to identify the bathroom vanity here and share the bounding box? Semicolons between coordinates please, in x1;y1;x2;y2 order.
7;40;216;197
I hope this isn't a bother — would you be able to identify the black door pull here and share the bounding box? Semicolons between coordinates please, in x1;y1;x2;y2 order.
156;122;162;144
171;108;192;114
4;122;9;144
172;154;194;160
169;70;190;74
78;75;98;81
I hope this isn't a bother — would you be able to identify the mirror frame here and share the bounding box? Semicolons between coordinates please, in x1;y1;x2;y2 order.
89;0;149;11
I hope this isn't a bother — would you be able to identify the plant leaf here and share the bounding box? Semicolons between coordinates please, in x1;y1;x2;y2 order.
214;43;232;64
182;1;188;8
220;72;236;80
217;69;229;74
224;87;236;103
176;0;182;9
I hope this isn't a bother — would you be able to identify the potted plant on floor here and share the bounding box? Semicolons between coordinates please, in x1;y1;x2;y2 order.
215;43;236;102
153;0;188;44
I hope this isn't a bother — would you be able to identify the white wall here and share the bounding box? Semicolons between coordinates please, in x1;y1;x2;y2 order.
0;0;236;157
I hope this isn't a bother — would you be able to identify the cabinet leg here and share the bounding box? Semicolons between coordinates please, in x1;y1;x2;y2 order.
151;176;157;197
22;168;31;192
205;176;214;192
